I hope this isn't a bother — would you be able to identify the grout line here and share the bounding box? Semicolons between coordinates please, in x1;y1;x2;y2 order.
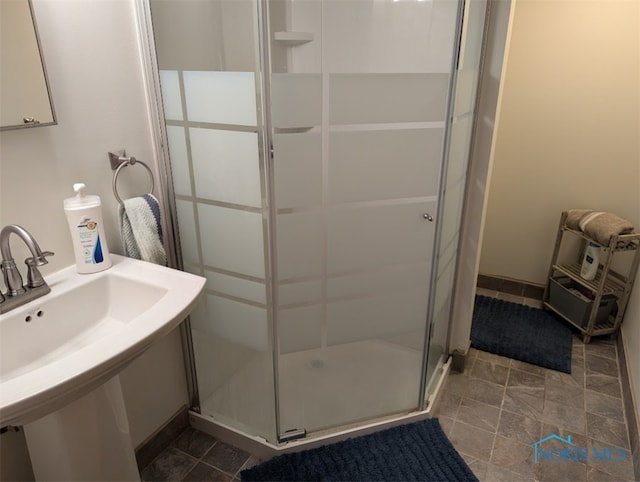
583;340;589;444
233;456;254;480
613;341;633;450
490;363;510;466
188;439;253;480
581;352;595;454
157;446;200;481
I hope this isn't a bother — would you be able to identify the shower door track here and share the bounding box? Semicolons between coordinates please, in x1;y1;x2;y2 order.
188;358;451;459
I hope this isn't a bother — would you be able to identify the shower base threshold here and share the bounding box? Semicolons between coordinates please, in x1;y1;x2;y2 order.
189;357;451;460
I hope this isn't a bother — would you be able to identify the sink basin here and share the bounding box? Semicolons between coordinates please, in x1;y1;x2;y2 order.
0;254;205;427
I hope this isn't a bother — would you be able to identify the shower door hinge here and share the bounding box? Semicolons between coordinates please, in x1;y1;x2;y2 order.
278;428;307;443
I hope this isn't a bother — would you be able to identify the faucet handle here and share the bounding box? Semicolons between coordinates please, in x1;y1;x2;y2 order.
25;250;54;267
25;251;54;288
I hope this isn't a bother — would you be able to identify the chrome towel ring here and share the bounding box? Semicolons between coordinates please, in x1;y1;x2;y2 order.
108;150;155;206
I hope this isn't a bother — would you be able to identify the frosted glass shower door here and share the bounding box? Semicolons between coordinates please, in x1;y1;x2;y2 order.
150;0;277;442
269;0;461;436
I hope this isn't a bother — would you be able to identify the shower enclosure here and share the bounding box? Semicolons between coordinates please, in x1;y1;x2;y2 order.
143;0;487;448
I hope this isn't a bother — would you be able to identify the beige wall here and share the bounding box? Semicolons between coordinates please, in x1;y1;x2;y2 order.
478;0;640;441
480;0;639;284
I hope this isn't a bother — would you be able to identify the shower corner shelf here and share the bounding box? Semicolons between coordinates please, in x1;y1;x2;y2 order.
542;212;640;343
273;31;314;46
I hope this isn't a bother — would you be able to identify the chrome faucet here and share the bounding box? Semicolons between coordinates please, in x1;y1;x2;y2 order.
0;225;54;314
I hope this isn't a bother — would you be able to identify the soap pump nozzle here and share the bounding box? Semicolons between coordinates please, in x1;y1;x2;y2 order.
73;183;86;197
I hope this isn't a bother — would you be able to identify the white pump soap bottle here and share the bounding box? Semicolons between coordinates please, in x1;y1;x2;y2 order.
63;183;112;273
580;241;600;281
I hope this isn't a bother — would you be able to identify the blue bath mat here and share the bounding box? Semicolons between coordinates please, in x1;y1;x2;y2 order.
241;419;477;481
471;295;572;373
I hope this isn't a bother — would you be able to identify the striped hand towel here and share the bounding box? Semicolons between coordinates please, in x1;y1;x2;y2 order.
118;194;167;266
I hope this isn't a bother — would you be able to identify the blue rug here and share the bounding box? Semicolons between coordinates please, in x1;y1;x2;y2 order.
471;295;572;373
241;419;477;481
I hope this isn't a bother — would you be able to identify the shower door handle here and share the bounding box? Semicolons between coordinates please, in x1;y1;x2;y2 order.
423;213;434;222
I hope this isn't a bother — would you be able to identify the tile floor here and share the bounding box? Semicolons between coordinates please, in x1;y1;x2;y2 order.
436;288;636;481
140;427;259;481
141;288;636;481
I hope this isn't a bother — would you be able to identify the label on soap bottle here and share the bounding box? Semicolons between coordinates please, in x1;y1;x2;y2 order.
77;216;105;264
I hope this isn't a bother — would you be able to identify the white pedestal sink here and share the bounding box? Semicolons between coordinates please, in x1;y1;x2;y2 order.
0;255;206;481
23;376;139;481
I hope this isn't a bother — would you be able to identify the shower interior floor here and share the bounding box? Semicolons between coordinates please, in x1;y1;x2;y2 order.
200;337;432;438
